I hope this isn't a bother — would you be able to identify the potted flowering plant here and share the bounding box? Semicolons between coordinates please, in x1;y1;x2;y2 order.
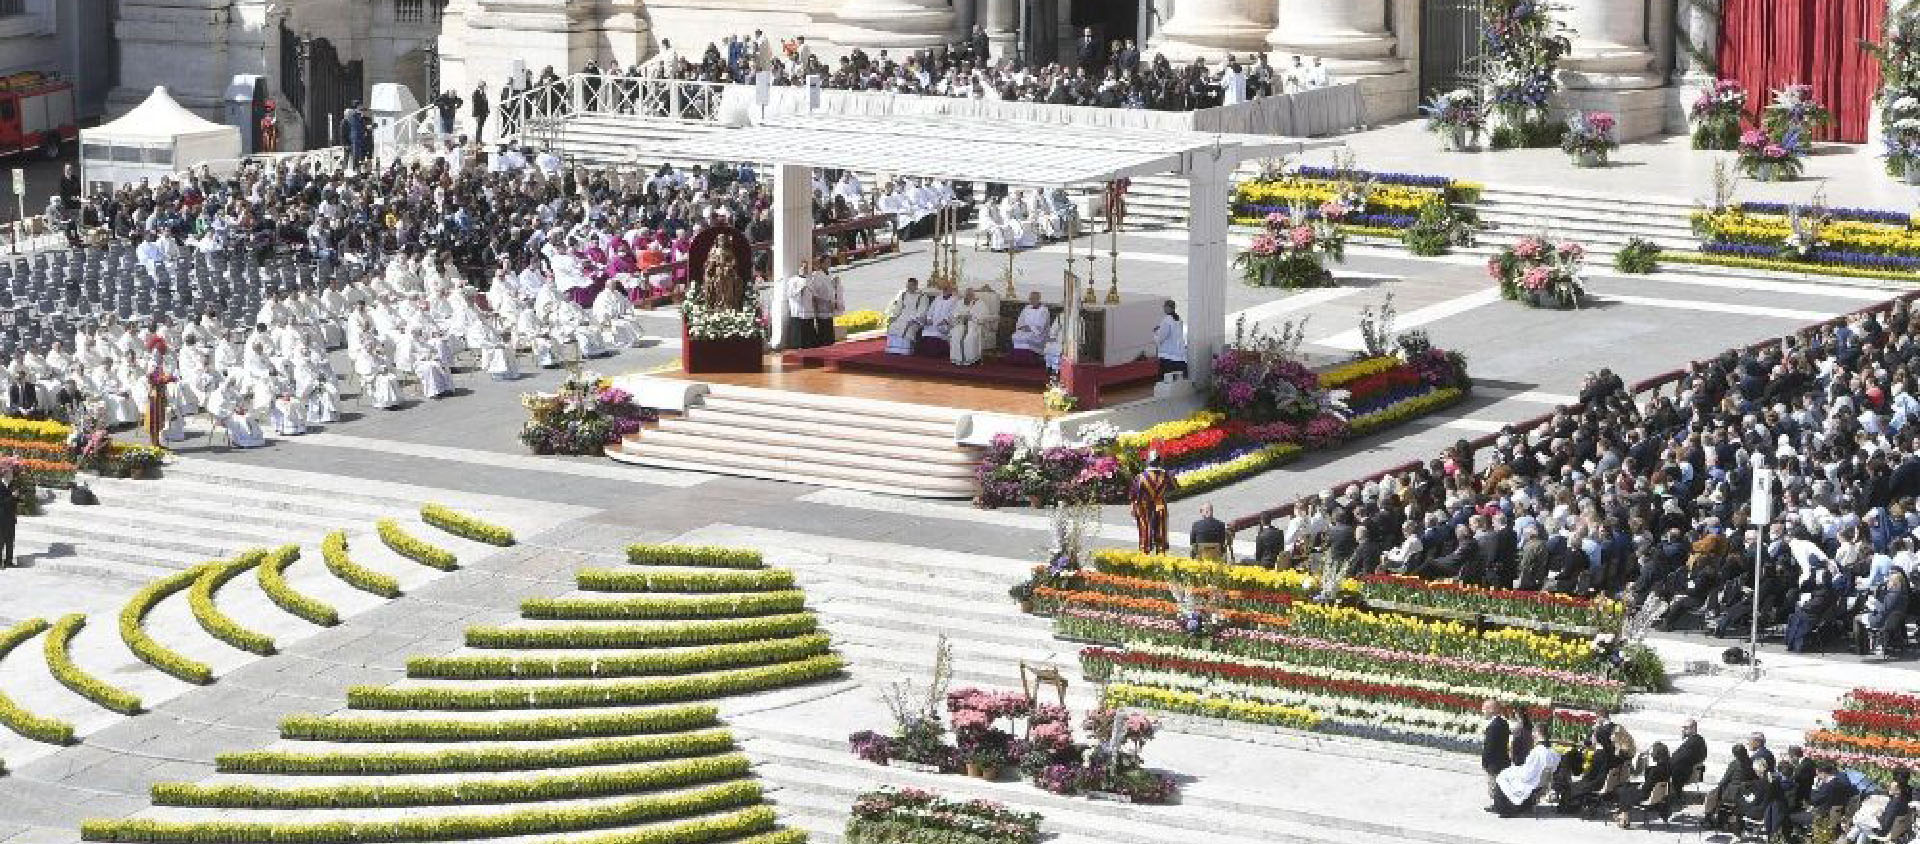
518;371;657;455
1560;111;1618;167
1232;203;1346;289
1488;236;1586;309
1737;128;1803;182
1761;83;1832;155
1422;89;1485;151
1690;79;1748;150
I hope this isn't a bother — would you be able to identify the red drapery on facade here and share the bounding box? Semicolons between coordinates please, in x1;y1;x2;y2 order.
1718;0;1884;143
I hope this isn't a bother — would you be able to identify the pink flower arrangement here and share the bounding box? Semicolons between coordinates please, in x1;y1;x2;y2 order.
1557;242;1584;260
1512;237;1545;259
1586;112;1616;134
1521;265;1552;290
1248;232;1279;256
1288;226;1315;249
1318;201;1347;221
1245;420;1300;443
1300;413;1350;448
1740;128;1768;147
1762;143;1787;159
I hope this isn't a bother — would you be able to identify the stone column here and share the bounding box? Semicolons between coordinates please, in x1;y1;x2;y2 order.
457;0;594;93
1555;0;1666;141
1185;157;1229;385
1264;0;1414;118
108;0;237;118
833;0;956;51
770;163;811;350
982;0;1017;61
1149;0;1273;62
1668;0;1717;134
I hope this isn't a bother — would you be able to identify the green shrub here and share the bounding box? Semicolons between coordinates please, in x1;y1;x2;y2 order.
256;545;339;627
321;531;401;598
534;809;791;844
420;503;515;546
1613;237;1662;274
408;634;833;679
377;519;458;571
154;752;752;808
625;545;764;568
522;591;808;621
189;551;276;656
217;729;737;774
45;615;141;715
1619;643;1670;692
120;566;214;685
347;654;845;711
279;704;720;743
464;613;818;649
80;780;763;843
0;618;76;744
576;568;796;594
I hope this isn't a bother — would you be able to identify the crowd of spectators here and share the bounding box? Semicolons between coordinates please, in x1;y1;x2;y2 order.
480;26;1333;121
1246;300;1920;660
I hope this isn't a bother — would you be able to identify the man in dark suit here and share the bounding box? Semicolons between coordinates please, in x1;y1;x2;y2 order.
0;468;16;568
1808;762;1858;824
969;24;990;63
6;378;38;419
1669;719;1708;795
1189;503;1227;557
1780;746;1816;810
1076;27;1102;72
1253;515;1283;567
1482;700;1511;803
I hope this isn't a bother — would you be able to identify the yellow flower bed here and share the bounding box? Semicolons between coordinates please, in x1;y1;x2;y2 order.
1234;180;1449;214
1114;411;1224;452
1173;443;1302;495
1289;602;1591;669
1696;210;1920;255
1104;683;1321;730
1319;356;1401;388
0;416;71;444
1662;250;1920;282
1092;549;1356;596
834;310;884;333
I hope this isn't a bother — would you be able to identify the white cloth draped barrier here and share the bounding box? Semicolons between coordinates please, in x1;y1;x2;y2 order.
720;82;1368;138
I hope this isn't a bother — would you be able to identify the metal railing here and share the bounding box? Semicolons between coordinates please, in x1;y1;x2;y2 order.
1225;289;1920;536
495;73;730;149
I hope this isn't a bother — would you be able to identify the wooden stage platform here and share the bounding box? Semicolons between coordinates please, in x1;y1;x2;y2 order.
653;340;1156;415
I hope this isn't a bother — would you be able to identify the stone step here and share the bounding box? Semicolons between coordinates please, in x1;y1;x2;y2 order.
705;384;969;425
1474;207;1699;240
610;444;976;499
154;463;444;514
21;515;233;564
679;407;961;451
743;734;1463;844
89;476;402;532
1479;183;1697;213
637;429;979;481
649;419;979;466
697;396;960;439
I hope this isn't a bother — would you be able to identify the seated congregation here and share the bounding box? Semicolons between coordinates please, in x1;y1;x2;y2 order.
1244;298;1920;660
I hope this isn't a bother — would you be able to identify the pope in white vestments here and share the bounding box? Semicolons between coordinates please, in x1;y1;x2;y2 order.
920;290;960;357
950;288;1001;366
1009;292;1050;367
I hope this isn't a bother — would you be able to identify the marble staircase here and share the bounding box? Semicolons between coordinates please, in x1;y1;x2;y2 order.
610;383;983;499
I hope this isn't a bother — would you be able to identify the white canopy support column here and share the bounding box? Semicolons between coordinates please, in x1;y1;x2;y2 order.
1185;152;1231;386
770;162;812;351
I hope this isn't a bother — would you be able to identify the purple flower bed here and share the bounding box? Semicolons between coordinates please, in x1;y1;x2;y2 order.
1235;205;1417;229
1738;202;1912;226
1347;383;1432;416
1699;241;1920;273
1293;167;1455;189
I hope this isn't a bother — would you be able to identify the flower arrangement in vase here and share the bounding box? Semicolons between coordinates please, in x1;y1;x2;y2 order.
1489;236;1586;309
1422;89;1486;151
1737;128;1803;182
518;370;657;455
1870;10;1920;181
1760;83;1832;156
1481;0;1572;149
1560;111;1618;167
1233;203;1347;288
1689;79;1748;150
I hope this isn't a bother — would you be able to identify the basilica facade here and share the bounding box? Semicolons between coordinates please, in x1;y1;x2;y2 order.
107;0;1876;150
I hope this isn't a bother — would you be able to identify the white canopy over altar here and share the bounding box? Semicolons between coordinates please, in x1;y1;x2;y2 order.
622;113;1343;382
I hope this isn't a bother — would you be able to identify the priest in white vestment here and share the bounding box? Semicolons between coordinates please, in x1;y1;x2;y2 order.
919;288;960;358
592;280;643;348
1008;292;1050;367
950;287;1001;366
883;278;932;355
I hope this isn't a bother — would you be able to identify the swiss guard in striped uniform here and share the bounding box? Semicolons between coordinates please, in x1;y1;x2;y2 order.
1130;450;1175;554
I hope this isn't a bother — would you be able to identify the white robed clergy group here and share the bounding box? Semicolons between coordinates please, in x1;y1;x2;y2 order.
979;188;1079;252
2;249;651;449
885;281;1076;369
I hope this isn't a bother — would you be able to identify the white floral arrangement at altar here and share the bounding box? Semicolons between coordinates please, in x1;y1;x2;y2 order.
682;295;766;341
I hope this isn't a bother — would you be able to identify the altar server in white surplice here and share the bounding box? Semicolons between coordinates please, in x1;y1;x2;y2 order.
883;278;932;355
1011;292;1051;357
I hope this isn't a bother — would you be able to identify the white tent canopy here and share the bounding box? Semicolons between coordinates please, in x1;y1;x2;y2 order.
620;113;1344;382
80;86;244;190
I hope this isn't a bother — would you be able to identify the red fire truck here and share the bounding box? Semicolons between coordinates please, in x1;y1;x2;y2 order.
0;72;74;159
